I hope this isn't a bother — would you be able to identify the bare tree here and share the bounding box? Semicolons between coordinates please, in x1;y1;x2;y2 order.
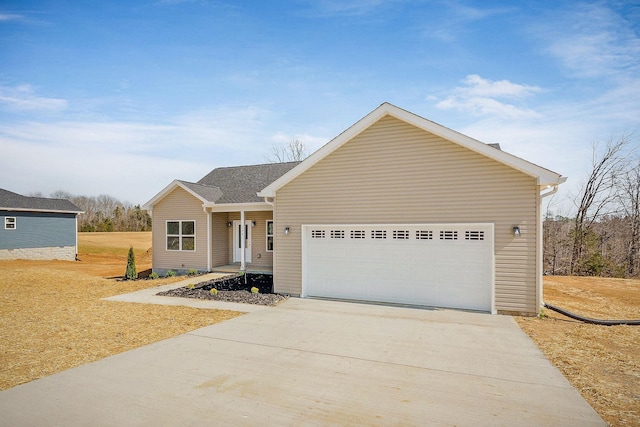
570;136;630;274
617;157;640;275
543;194;573;275
269;138;308;162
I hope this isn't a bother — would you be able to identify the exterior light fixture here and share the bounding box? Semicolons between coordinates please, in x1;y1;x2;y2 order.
512;226;521;237
227;222;232;227
251;221;256;227
284;227;290;235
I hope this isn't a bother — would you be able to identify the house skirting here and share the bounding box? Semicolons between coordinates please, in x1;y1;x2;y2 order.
0;246;76;261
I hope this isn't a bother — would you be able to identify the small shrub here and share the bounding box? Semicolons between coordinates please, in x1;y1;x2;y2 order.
188;283;194;289
149;272;159;280
251;287;259;294
210;288;218;296
125;246;138;280
188;269;199;276
165;270;176;278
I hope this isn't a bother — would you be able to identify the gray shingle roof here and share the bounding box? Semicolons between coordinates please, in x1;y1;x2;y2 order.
178;181;224;203
0;188;82;213
197;162;300;204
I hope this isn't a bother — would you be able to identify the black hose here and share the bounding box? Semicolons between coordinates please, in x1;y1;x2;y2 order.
543;303;640;326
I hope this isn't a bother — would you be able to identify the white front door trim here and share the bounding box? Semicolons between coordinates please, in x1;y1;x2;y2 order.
233;219;252;264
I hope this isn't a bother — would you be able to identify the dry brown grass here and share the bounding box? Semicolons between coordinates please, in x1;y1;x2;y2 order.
0;232;243;391
516;276;640;427
2;234;638;426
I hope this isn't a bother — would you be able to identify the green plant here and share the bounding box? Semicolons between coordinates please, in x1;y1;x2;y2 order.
188;283;194;289
165;270;176;278
188;269;199;276
238;271;245;277
210;288;218;295
124;246;138;280
149;272;159;280
251;287;259;294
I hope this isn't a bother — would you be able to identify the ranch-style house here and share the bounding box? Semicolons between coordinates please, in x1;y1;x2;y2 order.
144;103;565;316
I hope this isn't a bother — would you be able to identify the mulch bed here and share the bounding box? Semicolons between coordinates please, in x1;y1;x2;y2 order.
157;274;288;307
158;287;288;306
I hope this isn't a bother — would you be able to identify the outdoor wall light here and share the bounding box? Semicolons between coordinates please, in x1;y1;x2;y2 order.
227;221;232;227
251;221;256;227
512;226;521;237
284;227;290;235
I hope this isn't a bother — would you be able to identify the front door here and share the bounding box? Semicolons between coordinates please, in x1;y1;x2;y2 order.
233;220;252;263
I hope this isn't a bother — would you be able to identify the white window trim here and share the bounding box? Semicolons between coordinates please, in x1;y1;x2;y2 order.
4;217;16;230
166;220;196;251
266;220;274;252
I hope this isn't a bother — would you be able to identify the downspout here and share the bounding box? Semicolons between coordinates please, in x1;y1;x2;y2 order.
263;197;274;206
537;184;560;313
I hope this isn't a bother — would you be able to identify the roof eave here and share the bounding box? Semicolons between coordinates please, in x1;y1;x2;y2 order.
0;207;84;214
142;180;209;211
203;202;273;212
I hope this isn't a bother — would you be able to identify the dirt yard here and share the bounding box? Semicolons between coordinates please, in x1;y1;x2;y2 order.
516;276;640;427
1;233;638;425
0;232;243;391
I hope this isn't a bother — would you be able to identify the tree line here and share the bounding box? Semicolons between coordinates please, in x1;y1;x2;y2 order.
544;135;640;278
31;191;152;232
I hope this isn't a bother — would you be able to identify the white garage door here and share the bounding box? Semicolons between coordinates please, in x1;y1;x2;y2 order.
302;224;494;312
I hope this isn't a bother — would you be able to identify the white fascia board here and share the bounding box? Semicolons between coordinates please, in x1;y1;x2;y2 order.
142;180;207;211
204;202;273;212
386;104;565;186
258;105;388;198
0;207;84;214
258;102;565;196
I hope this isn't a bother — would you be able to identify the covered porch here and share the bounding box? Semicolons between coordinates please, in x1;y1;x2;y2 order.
206;205;274;273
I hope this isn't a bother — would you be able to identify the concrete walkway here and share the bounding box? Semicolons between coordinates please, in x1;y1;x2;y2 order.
0;296;604;426
103;272;271;312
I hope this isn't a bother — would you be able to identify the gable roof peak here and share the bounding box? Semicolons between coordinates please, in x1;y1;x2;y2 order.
258;103;565;197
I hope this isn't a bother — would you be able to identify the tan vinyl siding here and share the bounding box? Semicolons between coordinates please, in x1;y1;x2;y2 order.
152;187;208;272
211;212;229;267
274;115;539;314
226;211;273;268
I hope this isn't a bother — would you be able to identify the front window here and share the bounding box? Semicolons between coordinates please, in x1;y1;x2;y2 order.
4;217;16;230
266;220;274;251
167;220;195;251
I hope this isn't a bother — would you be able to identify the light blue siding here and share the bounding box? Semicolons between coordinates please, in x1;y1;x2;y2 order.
0;211;76;250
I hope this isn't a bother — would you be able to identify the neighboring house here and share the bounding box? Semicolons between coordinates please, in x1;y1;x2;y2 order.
144;103;565;315
0;189;83;261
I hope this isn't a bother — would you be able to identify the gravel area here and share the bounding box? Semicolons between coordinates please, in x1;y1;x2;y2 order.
158;286;288;306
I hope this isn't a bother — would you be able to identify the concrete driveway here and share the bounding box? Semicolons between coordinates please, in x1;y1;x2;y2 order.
0;297;604;426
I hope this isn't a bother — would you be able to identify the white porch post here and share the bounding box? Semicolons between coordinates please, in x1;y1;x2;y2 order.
240;210;246;271
205;207;212;272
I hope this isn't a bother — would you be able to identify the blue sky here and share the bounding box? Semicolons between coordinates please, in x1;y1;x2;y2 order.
1;0;638;214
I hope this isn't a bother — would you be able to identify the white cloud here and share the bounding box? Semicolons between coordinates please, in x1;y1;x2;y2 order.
0;13;23;21
0;104;330;203
435;74;542;119
535;3;640;80
300;0;398;17
0;84;68;112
